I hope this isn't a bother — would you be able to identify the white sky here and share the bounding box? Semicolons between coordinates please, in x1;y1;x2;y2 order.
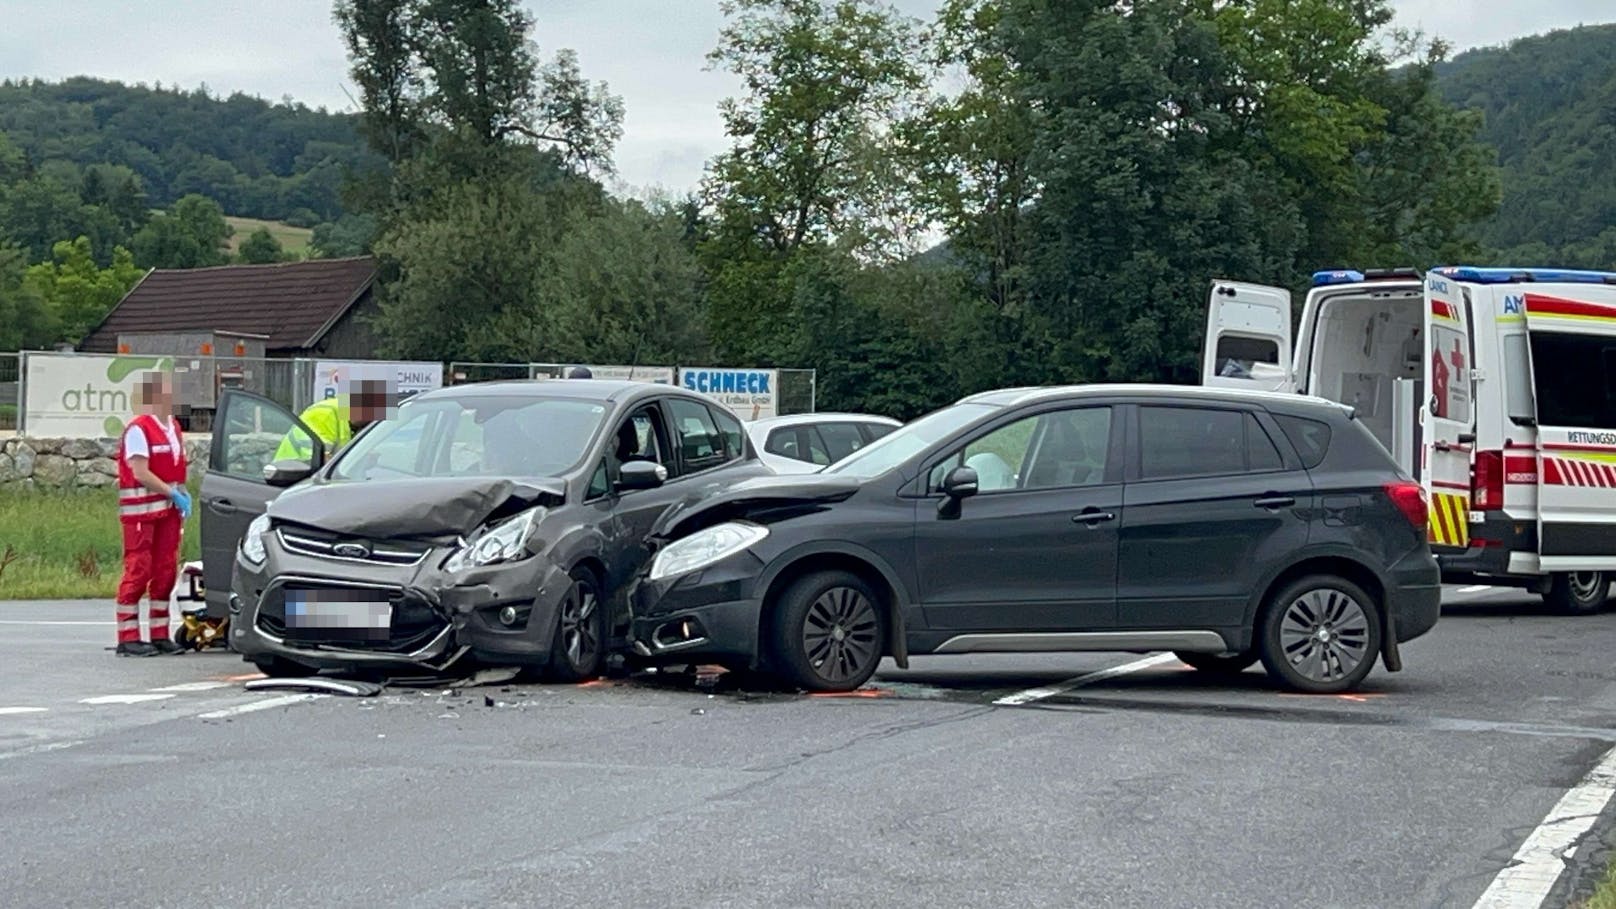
0;0;1610;196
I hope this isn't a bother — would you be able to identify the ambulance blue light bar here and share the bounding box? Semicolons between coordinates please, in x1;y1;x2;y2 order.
1434;266;1616;285
1311;270;1364;286
1311;267;1423;287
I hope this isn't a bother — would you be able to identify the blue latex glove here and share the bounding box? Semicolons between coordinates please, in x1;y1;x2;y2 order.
169;488;193;520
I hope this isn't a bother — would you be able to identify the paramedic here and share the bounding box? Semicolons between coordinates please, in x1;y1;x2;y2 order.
114;372;191;657
274;378;393;462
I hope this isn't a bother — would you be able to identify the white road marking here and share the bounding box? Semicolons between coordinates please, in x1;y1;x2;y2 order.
148;681;231;693
196;694;324;719
0;620;114;626
994;653;1180;706
0;707;49;715
0;740;84;761
1459;585;1492;594
79;694;175;705
1472;743;1616;909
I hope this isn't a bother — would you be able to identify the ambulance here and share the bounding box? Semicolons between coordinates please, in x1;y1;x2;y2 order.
1202;266;1616;614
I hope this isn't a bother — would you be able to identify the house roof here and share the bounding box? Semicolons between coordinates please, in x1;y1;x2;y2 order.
78;257;377;353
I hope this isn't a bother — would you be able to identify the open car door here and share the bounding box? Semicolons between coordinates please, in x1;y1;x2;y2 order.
1521;285;1616;570
199;390;323;614
1202;280;1295;392
1422;272;1476;550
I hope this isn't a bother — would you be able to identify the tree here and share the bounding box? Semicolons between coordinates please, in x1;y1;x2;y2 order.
130;194;233;269
237;227;289;264
20;236;142;343
0;242;57;350
311;213;379;257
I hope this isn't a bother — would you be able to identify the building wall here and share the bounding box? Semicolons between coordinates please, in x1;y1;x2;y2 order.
310;289;381;360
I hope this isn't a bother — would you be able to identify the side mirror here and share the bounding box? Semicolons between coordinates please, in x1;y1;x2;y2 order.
617;460;667;491
263;459;316;488
942;466;980;499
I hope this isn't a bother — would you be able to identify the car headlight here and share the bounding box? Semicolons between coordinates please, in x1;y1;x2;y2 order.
649;522;769;582
443;508;544;573
240;514;271;566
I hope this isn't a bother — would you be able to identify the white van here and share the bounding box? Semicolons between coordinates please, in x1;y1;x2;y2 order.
1203;266;1616;614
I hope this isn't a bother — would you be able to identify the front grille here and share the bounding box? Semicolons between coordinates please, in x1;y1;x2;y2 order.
255;583;447;654
277;529;430;567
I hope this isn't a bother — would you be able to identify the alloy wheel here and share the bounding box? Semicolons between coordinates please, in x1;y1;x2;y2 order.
802;586;880;685
1277;587;1371;684
559;584;600;670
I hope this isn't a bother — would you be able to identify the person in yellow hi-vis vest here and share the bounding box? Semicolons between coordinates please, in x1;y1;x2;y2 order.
275;379;392;462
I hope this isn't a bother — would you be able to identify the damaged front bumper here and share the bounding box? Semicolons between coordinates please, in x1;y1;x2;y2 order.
230;534;577;673
627;550;767;668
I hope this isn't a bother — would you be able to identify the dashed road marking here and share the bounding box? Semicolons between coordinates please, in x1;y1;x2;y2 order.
196;694;324;719
0;707;49;716
79;694;176;705
1472;743;1616;908
149;681;232;693
0;740;84;761
993;653;1180;706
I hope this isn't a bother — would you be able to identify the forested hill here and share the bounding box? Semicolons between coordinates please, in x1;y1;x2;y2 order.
1436;23;1616;267
0;77;373;224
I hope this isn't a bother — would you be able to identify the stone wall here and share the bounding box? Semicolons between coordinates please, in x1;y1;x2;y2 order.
0;437;212;490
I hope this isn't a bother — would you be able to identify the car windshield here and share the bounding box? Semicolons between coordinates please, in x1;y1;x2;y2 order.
823;403;998;479
330;395;608;481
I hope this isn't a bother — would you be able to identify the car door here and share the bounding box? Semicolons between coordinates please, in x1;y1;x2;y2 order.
200;390;321;613
913;405;1122;632
597;400;684;596
1117;404;1312;630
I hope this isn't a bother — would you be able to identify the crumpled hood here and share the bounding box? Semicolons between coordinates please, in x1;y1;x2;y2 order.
652;473;862;540
269;476;565;539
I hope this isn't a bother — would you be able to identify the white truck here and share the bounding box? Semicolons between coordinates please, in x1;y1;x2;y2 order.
1203;266;1616;614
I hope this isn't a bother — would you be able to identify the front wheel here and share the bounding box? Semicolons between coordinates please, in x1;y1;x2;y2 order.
768;571;885;693
1258;576;1382;694
1544;572;1610;616
547;569;606;683
1175;651;1258;676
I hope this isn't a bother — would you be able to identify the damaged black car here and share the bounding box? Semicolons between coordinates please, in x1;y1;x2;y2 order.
199;381;767;679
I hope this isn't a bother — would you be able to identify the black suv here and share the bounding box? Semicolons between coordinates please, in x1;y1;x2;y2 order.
631;385;1441;694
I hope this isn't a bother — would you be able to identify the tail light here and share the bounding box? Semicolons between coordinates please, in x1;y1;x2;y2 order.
1472;450;1503;511
1384;481;1428;530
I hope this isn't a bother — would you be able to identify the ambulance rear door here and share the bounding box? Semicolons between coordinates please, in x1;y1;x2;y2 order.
1521;283;1616;570
1422;272;1476;550
1203;280;1294;392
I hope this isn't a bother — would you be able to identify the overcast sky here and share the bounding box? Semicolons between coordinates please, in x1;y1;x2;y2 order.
1;0;1611;196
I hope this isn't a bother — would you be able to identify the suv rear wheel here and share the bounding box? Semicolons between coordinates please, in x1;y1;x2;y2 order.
1258;575;1382;694
1545;571;1610;616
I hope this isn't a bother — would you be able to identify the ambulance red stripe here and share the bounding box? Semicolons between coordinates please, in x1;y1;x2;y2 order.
1524;293;1616;321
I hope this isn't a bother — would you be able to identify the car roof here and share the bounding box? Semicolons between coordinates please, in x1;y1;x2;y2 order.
957;383;1352;416
746;412;901;430
409;379;693;405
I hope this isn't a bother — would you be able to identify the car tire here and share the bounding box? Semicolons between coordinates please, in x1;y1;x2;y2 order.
250;655;316;678
1175;651;1258;675
768;571;885;693
1544;572;1610;616
1258;575;1382;694
547;569;606;683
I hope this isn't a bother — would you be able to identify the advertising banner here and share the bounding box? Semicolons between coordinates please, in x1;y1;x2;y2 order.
531;364;676;384
23;353;175;438
314;360;443;403
680;367;778;420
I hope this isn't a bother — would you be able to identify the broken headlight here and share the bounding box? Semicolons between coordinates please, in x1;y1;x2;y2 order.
241;514;271;566
649;522;769;581
443;508;544;573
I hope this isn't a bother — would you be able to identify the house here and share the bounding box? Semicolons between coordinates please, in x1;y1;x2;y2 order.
78;257;381;359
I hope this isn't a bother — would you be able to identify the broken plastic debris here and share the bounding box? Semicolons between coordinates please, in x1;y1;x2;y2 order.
244;678;383;697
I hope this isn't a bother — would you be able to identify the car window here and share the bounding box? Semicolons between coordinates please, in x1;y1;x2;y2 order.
332;396;606;481
219;394;315;480
817;422;867;462
713;407;746;459
826;402;997;480
930;407;1112;493
668;398;728;471
1247;414;1285;472
1138;407;1247;480
1273;415;1332;469
586;459;611;499
613;408;666;467
766;426;827;464
861;422;897;442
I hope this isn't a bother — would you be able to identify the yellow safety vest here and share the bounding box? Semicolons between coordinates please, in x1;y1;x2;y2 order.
274;397;353;462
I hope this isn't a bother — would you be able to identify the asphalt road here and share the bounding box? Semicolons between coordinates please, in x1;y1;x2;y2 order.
3;587;1616;909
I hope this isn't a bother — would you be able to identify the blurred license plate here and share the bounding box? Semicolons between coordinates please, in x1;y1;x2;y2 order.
284;589;392;642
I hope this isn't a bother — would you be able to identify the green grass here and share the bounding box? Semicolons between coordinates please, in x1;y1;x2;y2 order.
224;216;314;257
0;486;201;600
0;403;16;430
1583;856;1616;909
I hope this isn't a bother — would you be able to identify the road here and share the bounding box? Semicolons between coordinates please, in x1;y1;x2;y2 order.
3;588;1616;908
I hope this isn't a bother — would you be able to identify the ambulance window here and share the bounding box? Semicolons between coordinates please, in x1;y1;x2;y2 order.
1503;334;1535;424
1215;335;1280;379
1530;332;1616;430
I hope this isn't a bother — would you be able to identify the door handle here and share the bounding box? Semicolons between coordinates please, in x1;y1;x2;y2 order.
1072;509;1116;525
208;499;238;515
1254;496;1295;510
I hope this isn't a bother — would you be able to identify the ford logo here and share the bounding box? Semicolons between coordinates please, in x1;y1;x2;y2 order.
332;542;372;560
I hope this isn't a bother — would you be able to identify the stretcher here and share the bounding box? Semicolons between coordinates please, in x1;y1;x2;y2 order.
171;560;229;651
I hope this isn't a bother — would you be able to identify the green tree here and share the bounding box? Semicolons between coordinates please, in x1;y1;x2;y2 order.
21;237;143;343
311;213;379;257
0;242;58;350
237;227;289;264
130;194;233;268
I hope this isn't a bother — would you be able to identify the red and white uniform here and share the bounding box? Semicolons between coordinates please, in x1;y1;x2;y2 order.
115;415;188;643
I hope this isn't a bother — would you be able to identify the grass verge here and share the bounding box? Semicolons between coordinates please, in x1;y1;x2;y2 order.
0;486;201;600
223;216;313;257
1583;856;1616;909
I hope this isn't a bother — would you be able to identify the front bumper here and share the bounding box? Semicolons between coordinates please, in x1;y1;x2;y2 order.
628;551;767;667
230;537;575;672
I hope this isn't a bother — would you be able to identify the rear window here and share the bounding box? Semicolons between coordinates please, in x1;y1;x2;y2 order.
1529;332;1616;430
1273;415;1332;469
